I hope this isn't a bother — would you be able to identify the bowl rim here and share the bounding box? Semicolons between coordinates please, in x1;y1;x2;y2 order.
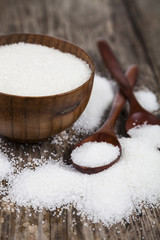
0;33;95;99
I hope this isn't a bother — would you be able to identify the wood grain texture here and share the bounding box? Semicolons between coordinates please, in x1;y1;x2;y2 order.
0;0;159;239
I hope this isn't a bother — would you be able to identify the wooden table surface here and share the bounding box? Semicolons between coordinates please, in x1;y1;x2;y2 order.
0;0;160;239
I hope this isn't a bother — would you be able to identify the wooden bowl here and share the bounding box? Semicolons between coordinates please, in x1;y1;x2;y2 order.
0;33;95;143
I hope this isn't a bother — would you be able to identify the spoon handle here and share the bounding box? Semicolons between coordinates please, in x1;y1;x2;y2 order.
99;65;138;132
97;40;142;113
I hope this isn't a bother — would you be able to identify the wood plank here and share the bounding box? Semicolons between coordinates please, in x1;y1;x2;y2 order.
123;0;160;107
123;0;160;86
0;0;159;239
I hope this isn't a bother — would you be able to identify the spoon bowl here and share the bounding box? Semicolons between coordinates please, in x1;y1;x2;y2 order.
72;65;138;174
72;131;121;174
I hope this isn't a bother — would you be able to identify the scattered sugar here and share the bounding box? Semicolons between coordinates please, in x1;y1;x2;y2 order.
71;142;120;167
0;43;91;96
3;124;160;227
73;74;114;133
134;89;159;112
0;73;159;227
0;152;13;180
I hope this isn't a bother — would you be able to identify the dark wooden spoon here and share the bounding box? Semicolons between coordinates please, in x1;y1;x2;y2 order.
97;39;160;132
72;65;138;174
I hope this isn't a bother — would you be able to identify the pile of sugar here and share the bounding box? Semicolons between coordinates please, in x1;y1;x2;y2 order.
4;124;160;227
134;89;159;112
71;142;120;167
73;74;114;133
0;43;91;96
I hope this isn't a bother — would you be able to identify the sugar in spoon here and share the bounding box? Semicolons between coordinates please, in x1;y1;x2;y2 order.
71;65;138;174
97;39;160;132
